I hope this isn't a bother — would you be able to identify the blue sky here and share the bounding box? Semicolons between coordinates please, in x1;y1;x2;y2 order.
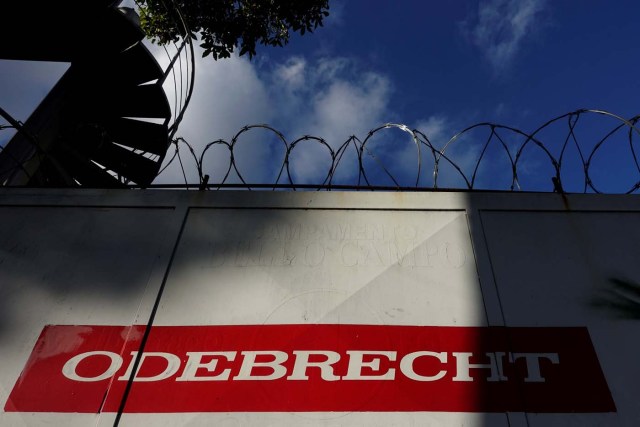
1;0;639;192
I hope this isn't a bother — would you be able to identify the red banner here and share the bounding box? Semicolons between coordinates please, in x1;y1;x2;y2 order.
4;324;615;413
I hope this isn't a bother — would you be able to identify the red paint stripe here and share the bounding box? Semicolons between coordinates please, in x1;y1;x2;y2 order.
5;325;615;413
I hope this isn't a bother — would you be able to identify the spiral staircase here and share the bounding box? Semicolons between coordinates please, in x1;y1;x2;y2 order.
0;1;187;187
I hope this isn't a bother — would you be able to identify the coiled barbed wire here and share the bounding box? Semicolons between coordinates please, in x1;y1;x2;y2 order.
155;109;640;194
2;108;639;192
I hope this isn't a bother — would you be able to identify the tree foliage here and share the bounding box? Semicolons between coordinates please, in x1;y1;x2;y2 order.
137;0;330;59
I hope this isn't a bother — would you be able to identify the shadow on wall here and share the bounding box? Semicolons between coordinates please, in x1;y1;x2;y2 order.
473;202;640;426
593;277;640;319
0;203;287;339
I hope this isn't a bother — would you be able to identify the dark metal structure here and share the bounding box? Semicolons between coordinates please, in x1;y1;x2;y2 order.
0;1;189;187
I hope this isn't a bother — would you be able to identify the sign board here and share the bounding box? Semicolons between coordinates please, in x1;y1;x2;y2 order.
7;324;613;414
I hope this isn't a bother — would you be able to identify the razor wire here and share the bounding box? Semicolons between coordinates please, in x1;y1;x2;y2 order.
155;109;640;194
2;108;640;193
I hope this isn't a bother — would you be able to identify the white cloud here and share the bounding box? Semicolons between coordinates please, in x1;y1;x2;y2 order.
311;74;391;141
269;57;392;141
154;45;276;184
414;116;451;149
284;60;393;184
155;48;395;186
273;56;307;91
462;0;547;73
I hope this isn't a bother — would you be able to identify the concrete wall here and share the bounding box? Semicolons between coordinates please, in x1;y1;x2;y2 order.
1;189;638;426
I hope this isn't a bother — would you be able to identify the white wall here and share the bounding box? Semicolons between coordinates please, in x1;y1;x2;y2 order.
0;189;638;426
